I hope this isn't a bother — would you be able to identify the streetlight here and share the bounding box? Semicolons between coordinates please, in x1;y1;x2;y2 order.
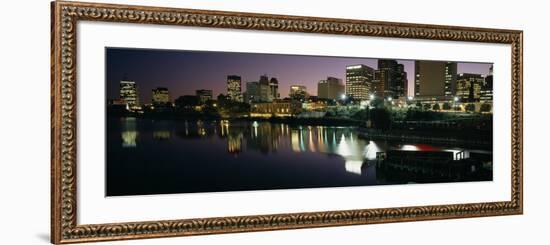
369;94;375;100
453;96;459;112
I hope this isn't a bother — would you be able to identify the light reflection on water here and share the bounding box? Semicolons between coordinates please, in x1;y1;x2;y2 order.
119;119;481;175
109;118;492;196
120;117;138;148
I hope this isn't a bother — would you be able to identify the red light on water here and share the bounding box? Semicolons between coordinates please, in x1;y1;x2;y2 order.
414;144;440;151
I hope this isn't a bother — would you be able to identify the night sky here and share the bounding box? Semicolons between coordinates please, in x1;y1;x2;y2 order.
106;47;492;103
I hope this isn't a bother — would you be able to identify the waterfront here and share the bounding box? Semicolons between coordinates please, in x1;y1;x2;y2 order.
106;117;492;196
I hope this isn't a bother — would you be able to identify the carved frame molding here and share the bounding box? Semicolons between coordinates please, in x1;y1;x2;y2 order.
51;1;523;243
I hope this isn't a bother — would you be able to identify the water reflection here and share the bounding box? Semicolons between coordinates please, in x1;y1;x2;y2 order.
364;141;382;160
153;130;171;140
118;119;487;176
109;118;492;196
121;117;138;148
174;120;380;175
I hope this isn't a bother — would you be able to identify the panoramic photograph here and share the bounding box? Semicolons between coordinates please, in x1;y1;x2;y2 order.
106;47;494;197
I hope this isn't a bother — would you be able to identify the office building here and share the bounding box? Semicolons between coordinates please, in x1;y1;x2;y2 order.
259;75;271;102
345;64;375;100
119;79;140;110
243;75;276;102
245;81;260;103
444;62;458;98
250;100;302;117
414;61;446;97
227;75;243;102
269;77;279;100
456;73;485;102
245;75;278;103
394;63;408;98
152;87;170;106
195;89;213;103
480;65;493;102
289;85;308;101
375;59;407;98
317;76;344;100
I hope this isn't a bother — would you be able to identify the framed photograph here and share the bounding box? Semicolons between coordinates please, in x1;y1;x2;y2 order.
51;1;523;243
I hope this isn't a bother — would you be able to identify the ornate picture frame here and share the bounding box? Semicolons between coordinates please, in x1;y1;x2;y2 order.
51;0;523;243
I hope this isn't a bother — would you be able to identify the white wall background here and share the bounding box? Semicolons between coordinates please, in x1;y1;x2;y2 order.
0;0;547;244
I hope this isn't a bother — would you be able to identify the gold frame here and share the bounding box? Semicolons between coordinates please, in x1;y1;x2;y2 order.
51;1;523;243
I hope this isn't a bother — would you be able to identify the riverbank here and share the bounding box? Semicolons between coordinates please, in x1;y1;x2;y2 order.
357;128;491;149
248;116;362;127
110;111;364;127
111;114;492;148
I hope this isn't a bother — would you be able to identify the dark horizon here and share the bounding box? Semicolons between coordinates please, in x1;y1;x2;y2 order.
106;47;492;103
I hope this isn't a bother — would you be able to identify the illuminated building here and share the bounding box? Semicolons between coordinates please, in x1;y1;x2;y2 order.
107;99;127;114
259;75;271;102
302;100;328;111
245;75;278;103
245;81;260;103
345;64;375;100
289;85;308;101
444;62;458;98
317;76;344;100
301;97;328;112
195;89;213;103
372;69;389;97
119;80;140;110
227;75;243;102
480;65;493;102
395;63;408;98
250;100;302;117
152;87;170;106
269;77;279;101
373;59;407;99
456;73;484;102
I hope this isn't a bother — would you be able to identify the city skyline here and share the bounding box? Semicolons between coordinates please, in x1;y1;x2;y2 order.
106;47;494;197
107;47;492;103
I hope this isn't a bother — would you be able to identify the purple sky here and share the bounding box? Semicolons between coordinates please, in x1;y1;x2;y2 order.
106;48;492;103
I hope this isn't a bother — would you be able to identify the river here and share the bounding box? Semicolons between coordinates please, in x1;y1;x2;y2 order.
106;117;492;196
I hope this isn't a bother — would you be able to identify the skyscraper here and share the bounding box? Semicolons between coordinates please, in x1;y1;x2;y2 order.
289;85;308;101
414;61;446;97
241;75;278;104
395;63;408;98
480;65;493;102
376;59;398;98
269;77;279;100
373;69;390;98
456;73;485;102
195;89;213;103
444;62;458;98
345;64;375;100
119;79;140;110
318;77;345;100
259;75;272;102
245;81;260;104
152;87;170;106
371;60;407;99
227;75;243;102
259;74;269;86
